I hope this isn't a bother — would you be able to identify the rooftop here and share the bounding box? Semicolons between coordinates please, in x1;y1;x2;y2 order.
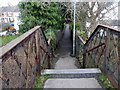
0;6;19;12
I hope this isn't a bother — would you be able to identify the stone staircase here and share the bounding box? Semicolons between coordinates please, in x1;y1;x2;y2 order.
42;68;101;78
42;68;102;88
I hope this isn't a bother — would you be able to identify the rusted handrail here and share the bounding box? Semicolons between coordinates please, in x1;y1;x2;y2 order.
83;43;105;55
82;24;120;88
0;26;52;88
0;74;9;84
0;26;40;58
78;36;86;45
85;24;120;46
40;45;50;58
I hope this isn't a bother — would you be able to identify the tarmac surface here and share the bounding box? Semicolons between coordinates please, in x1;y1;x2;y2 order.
44;24;102;88
44;78;102;88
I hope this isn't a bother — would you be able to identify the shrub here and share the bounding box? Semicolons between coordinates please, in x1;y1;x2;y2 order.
2;24;10;32
98;75;115;88
18;2;65;33
34;75;49;88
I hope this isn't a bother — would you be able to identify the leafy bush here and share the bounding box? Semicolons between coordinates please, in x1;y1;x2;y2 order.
98;75;115;88
34;75;49;88
45;28;56;41
77;30;86;35
70;22;81;30
18;2;65;33
2;24;10;32
45;27;57;53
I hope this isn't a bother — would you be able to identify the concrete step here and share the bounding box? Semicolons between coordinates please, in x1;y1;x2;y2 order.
42;68;101;78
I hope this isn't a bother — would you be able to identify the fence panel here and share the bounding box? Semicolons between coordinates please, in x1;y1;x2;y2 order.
83;25;120;88
0;26;51;88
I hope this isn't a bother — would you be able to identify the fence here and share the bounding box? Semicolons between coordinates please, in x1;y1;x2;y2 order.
78;24;120;88
76;36;85;68
0;26;52;88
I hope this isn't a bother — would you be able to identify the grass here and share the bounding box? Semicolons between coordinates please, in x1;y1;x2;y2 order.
34;75;49;88
98;75;116;89
0;35;19;47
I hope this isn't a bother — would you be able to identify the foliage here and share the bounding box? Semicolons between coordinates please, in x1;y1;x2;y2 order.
77;30;86;35
70;22;80;30
45;28;56;41
70;21;87;41
18;2;65;33
45;27;57;53
2;24;10;32
59;2;73;23
79;31;86;35
34;75;49;88
0;35;19;47
98;75;115;88
70;22;86;34
62;2;117;38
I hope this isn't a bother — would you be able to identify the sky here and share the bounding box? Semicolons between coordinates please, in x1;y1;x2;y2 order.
0;0;21;7
0;0;119;7
0;0;118;20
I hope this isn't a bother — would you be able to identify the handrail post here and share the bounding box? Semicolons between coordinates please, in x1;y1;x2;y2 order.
75;36;78;58
118;37;120;90
83;46;86;68
47;56;51;69
104;29;110;74
35;29;41;75
47;39;52;69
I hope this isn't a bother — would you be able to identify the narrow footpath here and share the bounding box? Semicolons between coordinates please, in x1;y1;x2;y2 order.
54;24;77;69
43;24;102;88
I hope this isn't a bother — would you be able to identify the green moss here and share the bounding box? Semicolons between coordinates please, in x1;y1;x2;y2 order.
98;75;116;89
34;75;49;88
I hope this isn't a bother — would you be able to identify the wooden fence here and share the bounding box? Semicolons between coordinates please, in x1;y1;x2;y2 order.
0;26;52;88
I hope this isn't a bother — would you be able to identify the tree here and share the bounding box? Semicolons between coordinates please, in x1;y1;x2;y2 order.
18;2;65;33
59;2;73;23
2;24;10;32
78;2;118;37
62;2;118;38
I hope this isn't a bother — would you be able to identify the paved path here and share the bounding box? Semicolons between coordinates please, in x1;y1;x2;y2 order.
58;24;72;56
55;53;77;69
43;24;102;88
54;24;78;69
44;78;102;88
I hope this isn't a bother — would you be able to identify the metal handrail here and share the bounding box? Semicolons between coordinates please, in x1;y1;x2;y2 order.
0;26;52;88
78;36;86;45
84;24;120;46
0;26;40;58
82;24;120;88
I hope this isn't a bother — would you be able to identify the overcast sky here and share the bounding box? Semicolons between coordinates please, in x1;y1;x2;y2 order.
0;0;118;20
0;0;21;7
0;0;119;7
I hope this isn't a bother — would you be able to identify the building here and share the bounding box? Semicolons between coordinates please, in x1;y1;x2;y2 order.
0;6;20;31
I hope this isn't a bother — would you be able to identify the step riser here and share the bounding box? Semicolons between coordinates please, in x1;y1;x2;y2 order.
42;68;102;78
44;73;101;78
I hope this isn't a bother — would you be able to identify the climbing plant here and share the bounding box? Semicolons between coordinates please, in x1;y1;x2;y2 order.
18;2;65;33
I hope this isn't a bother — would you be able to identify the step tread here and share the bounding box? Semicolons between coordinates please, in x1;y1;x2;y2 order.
42;68;101;75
